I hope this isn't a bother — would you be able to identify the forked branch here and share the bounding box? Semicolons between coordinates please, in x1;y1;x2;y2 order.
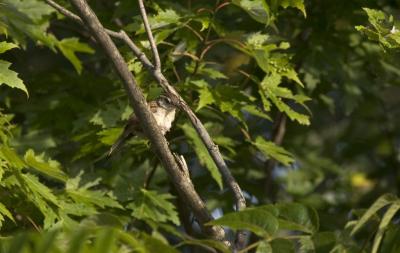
60;0;226;244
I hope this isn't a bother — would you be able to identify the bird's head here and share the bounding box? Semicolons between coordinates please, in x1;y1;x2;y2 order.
157;95;176;111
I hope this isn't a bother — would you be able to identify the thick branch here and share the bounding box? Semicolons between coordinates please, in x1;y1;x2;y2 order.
134;2;246;248
67;0;225;242
46;0;246;215
46;0;247;247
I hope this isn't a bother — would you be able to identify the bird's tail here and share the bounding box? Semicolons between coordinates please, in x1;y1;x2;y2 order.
107;131;130;157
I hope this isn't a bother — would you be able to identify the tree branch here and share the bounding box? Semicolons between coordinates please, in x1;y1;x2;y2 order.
134;2;247;248
265;113;287;202
137;0;161;70
46;0;247;248
66;0;226;243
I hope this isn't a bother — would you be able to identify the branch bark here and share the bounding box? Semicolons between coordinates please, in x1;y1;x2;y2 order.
66;0;226;243
135;2;247;248
46;0;247;248
265;113;287;202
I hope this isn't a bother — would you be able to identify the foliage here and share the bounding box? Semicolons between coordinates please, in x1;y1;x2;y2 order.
1;0;400;252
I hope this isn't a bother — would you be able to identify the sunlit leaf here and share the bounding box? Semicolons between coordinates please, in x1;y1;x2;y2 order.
24;149;68;182
351;194;398;235
127;189;180;225
207;207;279;237
0;60;28;96
180;123;223;189
253;136;295;166
57;38;94;74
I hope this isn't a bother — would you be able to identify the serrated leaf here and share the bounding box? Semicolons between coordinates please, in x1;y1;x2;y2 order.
196;85;215;111
276;203;319;234
0;41;18;54
233;0;270;25
0;146;26;169
207;207;279;237
253;136;295;166
57;38;94;74
24;149;68;182
136;232;180;253
0;202;15;226
351;193;398;235
180;123;223;189
67;188;122;209
261;74;310;125
149;9;181;30
127;189;180;225
279;0;306;17
0;60;28;96
97;128;123;145
0;0;57;48
11;0;55;21
22;173;59;206
66;174;122;210
242;104;272;120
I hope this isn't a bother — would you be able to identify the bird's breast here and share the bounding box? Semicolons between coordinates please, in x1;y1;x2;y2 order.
153;108;176;135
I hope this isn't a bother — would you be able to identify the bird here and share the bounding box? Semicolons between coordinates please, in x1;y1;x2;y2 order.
107;95;177;157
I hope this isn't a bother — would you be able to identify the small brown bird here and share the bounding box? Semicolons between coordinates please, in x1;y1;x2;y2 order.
107;95;177;156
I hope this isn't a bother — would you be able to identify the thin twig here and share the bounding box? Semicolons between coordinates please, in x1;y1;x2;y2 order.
137;0;161;70
143;159;158;189
265;113;287;201
65;0;227;243
47;0;83;24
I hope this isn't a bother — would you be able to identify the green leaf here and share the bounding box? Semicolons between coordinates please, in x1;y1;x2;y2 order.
24;149;68;182
181;238;230;253
311;232;337;253
0;60;28;96
0;0;57;48
351;193;398;235
279;0;306;17
232;0;270;25
256;240;272;253
56;38;94;74
242;104;272;121
66;174;123;210
261;74;310;125
136;232;180;253
97;128;123;145
253;136;295;166
0;41;18;54
371;201;400;253
196;84;215;111
0;202;15;227
149;9;181;30
180;123;223;189
207;207;279;237
127;189;180;225
269;238;295;253
276;203;319;234
356;8;400;50
94;228;117;253
11;0;55;21
0;146;26;169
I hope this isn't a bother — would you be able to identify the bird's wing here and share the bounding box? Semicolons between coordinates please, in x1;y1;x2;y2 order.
107;115;139;157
